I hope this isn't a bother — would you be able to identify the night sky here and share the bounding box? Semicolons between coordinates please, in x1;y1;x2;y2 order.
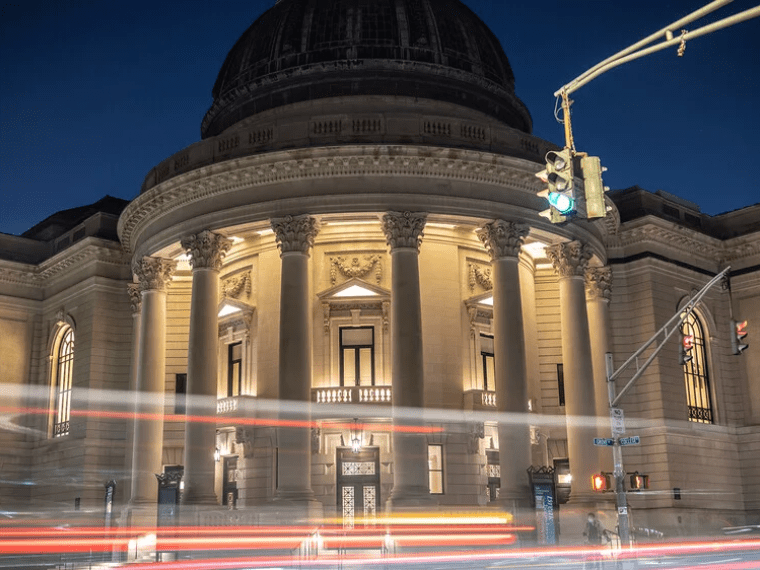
1;0;759;236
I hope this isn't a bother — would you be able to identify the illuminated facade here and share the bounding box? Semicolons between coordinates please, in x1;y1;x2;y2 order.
1;0;759;538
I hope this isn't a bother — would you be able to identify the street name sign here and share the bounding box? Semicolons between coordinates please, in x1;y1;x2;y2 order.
594;438;615;446
618;436;641;446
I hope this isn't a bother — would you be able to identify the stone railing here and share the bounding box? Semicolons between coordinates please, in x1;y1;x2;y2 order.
463;389;497;411
216;395;258;415
312;386;392;405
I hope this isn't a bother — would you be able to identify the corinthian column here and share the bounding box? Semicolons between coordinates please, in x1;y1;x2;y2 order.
124;284;142;504
586;267;614;473
477;220;531;512
271;215;320;503
129;257;176;510
381;211;433;508
546;241;598;504
181;230;232;505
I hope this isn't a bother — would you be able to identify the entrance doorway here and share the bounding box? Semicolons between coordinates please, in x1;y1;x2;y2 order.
336;447;380;528
222;456;238;508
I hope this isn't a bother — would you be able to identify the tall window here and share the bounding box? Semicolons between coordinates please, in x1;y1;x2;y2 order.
480;334;495;391
428;444;444;494
227;342;242;397
682;313;713;423
52;326;74;437
340;327;375;387
557;364;565;406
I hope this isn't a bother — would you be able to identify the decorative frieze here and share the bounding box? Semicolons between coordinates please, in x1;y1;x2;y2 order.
546;241;592;278
476;220;529;260
330;255;382;285
132;257;176;292
222;272;251;299
127;283;141;315
271;215;320;255
468;262;493;292
585;267;613;300
181;230;232;270
381;211;427;252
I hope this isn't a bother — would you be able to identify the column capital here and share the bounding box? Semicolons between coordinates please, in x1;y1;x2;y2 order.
546;241;592;278
586;267;613;301
381;211;427;252
476;220;529;261
132;257;176;292
127;283;141;315
271;215;320;256
180;230;232;270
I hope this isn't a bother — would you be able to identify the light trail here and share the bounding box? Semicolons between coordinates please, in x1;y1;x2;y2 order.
0;406;443;434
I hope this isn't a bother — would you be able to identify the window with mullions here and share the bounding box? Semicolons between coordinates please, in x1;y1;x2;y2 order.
480;334;495;391
52;326;74;437
428;444;444;495
681;313;713;424
340;327;375;387
227;342;242;397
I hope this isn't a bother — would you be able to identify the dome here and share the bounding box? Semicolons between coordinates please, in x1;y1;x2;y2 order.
201;0;532;138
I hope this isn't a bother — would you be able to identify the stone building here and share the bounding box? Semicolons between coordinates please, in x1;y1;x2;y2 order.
1;0;758;538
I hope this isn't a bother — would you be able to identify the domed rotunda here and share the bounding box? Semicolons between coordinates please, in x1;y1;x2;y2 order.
117;0;612;523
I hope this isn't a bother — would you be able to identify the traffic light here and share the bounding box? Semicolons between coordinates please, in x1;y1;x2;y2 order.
679;328;694;365
731;319;748;355
629;472;649;491
580;155;609;219
591;472;612;492
536;149;575;223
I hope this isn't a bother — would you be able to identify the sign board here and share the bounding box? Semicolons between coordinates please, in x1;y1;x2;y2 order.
610;407;626;436
618;435;641;446
534;483;557;545
594;438;615;446
618;506;628;515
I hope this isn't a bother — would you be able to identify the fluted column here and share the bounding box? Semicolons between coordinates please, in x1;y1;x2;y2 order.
181;231;232;505
546;241;598;504
124;284;142;504
272;215;320;502
477;220;531;511
129;257;176;507
586;268;614;473
382;211;433;508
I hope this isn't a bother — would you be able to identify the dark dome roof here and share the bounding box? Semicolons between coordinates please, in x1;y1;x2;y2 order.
201;0;532;138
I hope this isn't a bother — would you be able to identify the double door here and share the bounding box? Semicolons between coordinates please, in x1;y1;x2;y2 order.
336;447;380;528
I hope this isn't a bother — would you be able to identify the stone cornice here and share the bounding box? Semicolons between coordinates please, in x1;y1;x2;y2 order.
0;240;130;289
118;146;543;255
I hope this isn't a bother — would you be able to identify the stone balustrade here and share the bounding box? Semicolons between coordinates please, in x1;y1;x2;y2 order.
312;386;392;405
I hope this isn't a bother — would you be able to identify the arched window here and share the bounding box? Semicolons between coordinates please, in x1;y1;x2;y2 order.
682;313;713;424
51;326;74;437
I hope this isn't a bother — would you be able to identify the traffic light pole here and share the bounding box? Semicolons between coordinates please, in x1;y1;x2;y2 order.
603;266;730;547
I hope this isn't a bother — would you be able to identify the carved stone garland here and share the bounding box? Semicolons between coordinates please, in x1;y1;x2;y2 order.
546;241;592;278
585;267;613;301
468;263;493;292
132;257;177;292
476;220;529;260
271;215;320;255
381;211;427;252
330;255;382;285
222;272;252;299
180;230;232;270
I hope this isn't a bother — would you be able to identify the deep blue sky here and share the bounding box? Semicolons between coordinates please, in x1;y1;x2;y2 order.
1;1;759;236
